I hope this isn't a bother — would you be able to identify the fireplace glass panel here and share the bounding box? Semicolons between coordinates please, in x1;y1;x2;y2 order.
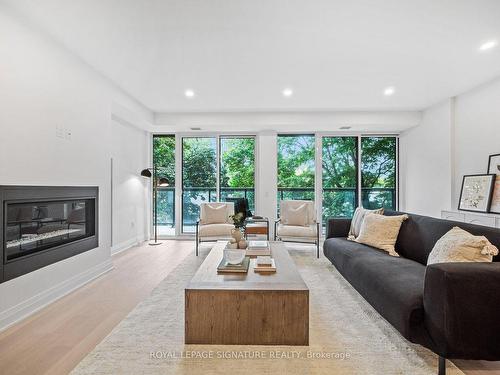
4;199;95;262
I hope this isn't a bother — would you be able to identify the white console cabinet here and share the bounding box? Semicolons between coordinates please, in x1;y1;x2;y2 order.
441;210;500;229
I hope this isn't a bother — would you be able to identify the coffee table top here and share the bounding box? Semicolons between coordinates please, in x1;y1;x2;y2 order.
187;241;308;291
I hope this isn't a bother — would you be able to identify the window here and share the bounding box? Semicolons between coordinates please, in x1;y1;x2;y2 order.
182;137;217;233
277;135;315;213
322;137;358;228
361;136;397;210
152;135;176;236
219;137;256;211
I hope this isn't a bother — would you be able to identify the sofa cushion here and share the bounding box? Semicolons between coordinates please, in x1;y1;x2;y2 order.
385;211;500;265
427;227;499;265
355;213;408;256
348;206;384;239
277;224;317;238
323;237;426;340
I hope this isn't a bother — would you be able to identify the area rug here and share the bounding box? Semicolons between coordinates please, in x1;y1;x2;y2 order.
71;245;463;375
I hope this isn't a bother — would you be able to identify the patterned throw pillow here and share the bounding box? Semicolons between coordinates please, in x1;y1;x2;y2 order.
348;207;384;240
427;227;499;265
355;213;408;256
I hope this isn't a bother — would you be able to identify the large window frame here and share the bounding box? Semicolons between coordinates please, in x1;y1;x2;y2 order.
152;132;398;238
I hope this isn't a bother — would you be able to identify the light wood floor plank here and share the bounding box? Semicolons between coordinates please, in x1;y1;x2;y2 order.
0;240;499;375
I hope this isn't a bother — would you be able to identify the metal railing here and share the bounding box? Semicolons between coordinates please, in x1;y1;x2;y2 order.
155;186;395;231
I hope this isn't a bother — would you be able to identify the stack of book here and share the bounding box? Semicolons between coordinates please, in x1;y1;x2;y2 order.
246;240;270;257
253;256;276;273
217;257;250;274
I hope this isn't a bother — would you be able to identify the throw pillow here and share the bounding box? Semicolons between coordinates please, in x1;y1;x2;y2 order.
348;207;384;240
355;213;408;256
202;204;228;224
285;203;309;226
427;227;499;265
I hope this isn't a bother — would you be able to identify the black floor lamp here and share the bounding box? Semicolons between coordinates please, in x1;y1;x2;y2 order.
141;167;169;246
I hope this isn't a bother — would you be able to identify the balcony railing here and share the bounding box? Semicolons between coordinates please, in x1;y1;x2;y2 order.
156;186;395;232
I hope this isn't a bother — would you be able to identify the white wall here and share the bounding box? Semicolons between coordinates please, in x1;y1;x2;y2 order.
0;8;151;330
111;119;150;254
453;79;500;208
400;100;453;217
255;131;278;236
401;77;500;217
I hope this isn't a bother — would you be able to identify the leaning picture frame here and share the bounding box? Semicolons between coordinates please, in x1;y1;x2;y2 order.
458;174;495;213
487;154;500;214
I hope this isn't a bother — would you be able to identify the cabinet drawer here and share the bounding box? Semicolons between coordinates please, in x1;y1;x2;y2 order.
441;211;465;222
464;213;496;227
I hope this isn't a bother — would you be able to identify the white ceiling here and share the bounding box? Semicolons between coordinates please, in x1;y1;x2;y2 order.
4;0;500;113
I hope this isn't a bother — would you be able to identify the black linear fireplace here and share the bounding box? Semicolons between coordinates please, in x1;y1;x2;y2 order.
0;186;98;283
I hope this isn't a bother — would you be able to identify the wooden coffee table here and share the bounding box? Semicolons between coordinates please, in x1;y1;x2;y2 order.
185;241;309;346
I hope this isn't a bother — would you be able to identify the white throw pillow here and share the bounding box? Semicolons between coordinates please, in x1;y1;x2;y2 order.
285;204;309;226
355;214;408;256
427;227;499;265
348;207;384;240
202;204;228;224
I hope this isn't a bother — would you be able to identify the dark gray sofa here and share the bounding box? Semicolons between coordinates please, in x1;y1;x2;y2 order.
323;211;500;375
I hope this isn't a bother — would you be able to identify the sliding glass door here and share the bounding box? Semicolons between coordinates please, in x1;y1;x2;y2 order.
181;135;256;233
182;137;217;233
322;137;358;228
361;136;397;210
219;136;256;211
277;135;315;212
152;135;176;236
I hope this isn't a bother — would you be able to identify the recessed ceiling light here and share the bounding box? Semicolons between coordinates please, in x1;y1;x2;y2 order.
340;126;352;130
479;40;498;52
384;86;395;96
184;89;195;98
190;127;202;131
282;88;293;97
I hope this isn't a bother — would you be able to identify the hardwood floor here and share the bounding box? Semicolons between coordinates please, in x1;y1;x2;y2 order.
0;240;499;375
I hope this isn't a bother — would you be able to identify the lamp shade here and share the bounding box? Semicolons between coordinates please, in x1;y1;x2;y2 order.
158;177;169;187
140;168;152;178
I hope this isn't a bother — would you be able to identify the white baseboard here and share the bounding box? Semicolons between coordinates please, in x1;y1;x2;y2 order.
0;259;113;333
111;235;147;256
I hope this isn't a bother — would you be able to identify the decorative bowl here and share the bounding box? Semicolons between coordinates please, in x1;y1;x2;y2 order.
224;249;246;265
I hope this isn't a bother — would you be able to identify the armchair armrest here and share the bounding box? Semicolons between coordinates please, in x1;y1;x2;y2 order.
326;218;351;239
424;262;500;359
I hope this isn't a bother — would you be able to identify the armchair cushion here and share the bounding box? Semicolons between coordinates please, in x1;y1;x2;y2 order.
198;223;234;238
286;203;309;226
280;200;316;225
200;202;234;224
277;223;317;238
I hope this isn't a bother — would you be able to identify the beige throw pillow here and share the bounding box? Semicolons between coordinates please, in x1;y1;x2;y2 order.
348;207;384;240
427;227;499;265
202;204;228;224
285;203;309;226
355;214;408;256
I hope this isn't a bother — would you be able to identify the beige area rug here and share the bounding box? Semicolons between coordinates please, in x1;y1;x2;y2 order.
71;244;463;375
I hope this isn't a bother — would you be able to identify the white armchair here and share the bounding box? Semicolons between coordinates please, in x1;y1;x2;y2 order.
274;200;320;258
195;202;235;256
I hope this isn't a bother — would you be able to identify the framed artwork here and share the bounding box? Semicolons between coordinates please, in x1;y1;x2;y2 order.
487;154;500;214
458;174;495;213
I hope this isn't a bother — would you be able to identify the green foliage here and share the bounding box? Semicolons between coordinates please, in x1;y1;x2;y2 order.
277;135;315;188
220;138;255;188
182;138;217;188
153;136;175;184
361;137;396;188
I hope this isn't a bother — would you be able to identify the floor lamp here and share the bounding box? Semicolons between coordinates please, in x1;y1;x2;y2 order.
141;167;169;246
